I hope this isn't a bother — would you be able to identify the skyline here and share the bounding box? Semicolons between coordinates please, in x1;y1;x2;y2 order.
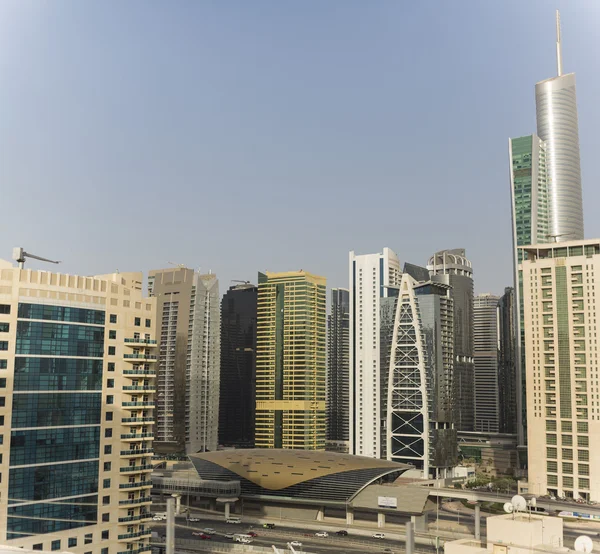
2;1;600;295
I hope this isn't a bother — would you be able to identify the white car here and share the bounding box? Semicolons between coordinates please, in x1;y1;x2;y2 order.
188;517;199;522
315;531;328;537
290;541;302;547
372;532;385;539
224;534;234;539
202;528;215;534
152;516;163;521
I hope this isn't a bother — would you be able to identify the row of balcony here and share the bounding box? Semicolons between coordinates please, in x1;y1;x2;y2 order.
121;432;153;440
118;514;151;523
122;417;154;424
120;464;153;473
117;546;152;554
124;338;157;345
120;481;152;490
121;448;153;456
118;530;152;541
119;496;152;506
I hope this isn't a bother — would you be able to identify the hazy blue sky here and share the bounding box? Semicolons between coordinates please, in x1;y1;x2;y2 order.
2;1;599;295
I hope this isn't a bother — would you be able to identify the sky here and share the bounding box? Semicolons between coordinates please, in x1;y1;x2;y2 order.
1;0;600;296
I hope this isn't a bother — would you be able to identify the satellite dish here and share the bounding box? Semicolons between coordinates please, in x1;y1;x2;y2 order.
511;495;527;512
529;497;537;508
574;535;594;553
503;502;514;513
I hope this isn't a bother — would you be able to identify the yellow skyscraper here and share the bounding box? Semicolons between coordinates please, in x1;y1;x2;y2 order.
255;271;326;450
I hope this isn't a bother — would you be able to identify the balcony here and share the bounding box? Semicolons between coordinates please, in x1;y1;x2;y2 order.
120;464;153;473
122;402;154;408
123;386;156;392
125;338;157;346
120;482;152;490
124;354;157;362
121;448;153;457
123;369;157;376
122;417;154;424
118;514;151;524
118;530;152;541
121;432;153;440
119;496;152;506
117;546;152;554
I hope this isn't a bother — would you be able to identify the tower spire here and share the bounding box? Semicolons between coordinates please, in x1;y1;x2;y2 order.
556;9;563;77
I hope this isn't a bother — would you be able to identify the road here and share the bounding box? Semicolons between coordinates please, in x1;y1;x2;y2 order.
152;516;436;554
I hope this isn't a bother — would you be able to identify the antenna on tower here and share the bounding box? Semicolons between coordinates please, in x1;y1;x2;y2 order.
556;10;563;77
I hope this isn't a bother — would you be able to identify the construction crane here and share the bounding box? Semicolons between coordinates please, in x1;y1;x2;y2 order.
13;247;60;270
167;261;187;268
231;280;251;285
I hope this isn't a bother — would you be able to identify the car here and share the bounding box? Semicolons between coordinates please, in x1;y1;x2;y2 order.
202;528;215;534
224;533;234;539
192;532;211;539
290;541;302;547
315;531;329;537
336;530;348;536
188;517;199;522
152;516;163;521
372;532;385;539
263;523;275;529
248;532;258;537
382;549;394;553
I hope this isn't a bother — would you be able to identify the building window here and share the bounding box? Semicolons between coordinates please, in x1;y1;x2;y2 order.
0;379;6;388
135;317;141;327
102;495;110;505
109;314;117;324
103;478;111;488
0;360;5;369
107;362;115;372
106;395;114;405
51;540;61;551
68;538;77;548
109;330;117;339
33;545;43;551
84;534;93;545
0;342;8;351
101;531;109;540
103;462;111;471
104;445;112;455
0;305;10;314
102;513;109;522
108;346;116;356
101;549;108;554
106;411;113;421
145;319;151;328
107;379;114;388
105;428;112;438
0;397;5;407
0;323;9;333
0;416;4;425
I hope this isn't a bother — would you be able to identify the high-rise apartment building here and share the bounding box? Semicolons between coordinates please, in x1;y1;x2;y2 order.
520;240;600;501
473;294;500;433
327;288;349;450
255;271;326;450
498;287;518;435
387;265;457;477
219;283;257;448
349;248;401;458
0;259;157;554
148;268;220;454
509;12;585;452
427;249;475;432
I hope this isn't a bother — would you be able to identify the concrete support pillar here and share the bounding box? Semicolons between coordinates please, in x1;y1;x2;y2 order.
316;507;324;522
405;521;414;554
166;497;175;554
224;502;231;519
474;503;481;540
209;498;216;511
346;507;354;525
377;512;385;528
172;494;181;515
411;513;428;532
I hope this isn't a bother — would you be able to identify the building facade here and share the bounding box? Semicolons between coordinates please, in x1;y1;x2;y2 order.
148;268;220;454
473;294;500;433
521;240;600;501
255;271;326;450
387;268;457;477
427;249;475;432
498;287;518;435
326;288;349;450
349;248;402;458
0;259;157;554
219;283;257;448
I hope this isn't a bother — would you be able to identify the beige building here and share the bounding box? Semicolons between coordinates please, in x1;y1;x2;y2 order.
0;259;157;554
148;268;220;454
255;271;326;450
520;240;600;501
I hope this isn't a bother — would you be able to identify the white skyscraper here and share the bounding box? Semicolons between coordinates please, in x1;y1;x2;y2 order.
349;248;401;458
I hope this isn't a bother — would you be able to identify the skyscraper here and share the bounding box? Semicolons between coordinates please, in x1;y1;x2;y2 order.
498;287;517;435
219;283;257;448
327;288;350;451
349;248;402;458
0;259;156;554
255;271;326;450
520;240;600;500
427;249;475;432
387;266;457;477
149;268;220;454
473;294;500;433
509;11;585;451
